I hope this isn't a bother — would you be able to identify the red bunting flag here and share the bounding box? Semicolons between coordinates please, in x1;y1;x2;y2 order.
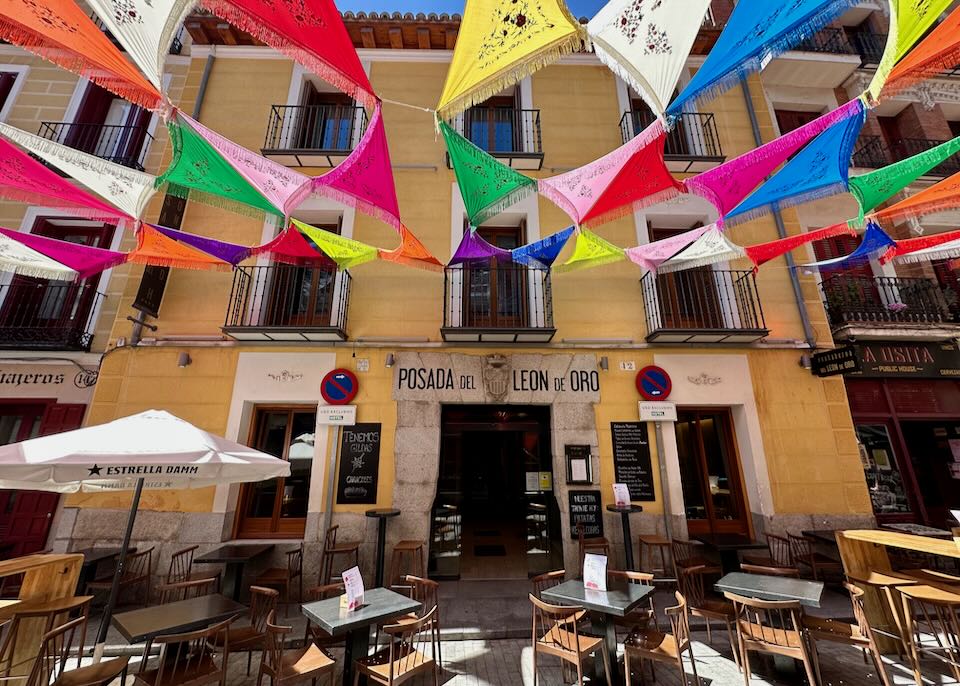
881;228;960;263
250;225;335;267
744;224;857;270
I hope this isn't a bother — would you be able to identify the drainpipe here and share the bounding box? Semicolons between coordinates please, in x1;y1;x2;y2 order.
740;81;818;350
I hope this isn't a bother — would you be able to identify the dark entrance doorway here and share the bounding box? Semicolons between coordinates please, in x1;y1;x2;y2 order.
429;405;562;580
899;421;960;528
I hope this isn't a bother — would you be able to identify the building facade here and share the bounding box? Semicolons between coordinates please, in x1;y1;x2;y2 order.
7;0;952;582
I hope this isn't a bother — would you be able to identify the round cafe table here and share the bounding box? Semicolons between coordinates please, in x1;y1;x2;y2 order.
365;508;400;587
606;504;643;571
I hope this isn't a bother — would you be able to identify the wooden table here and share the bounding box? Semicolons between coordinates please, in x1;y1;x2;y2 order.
72;547;137;595
112;593;246;654
837;530;960;653
882;523;953;538
692;534;768;575
194;544;274;601
302;586;420;686
715;572;825;607
543;579;655;686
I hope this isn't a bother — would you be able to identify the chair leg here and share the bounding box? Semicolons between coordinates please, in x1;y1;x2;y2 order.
809;639;823;686
352;667;360;686
689;645;700;686
247;650;252;676
740;637;751;686
870;647;892;686
601;639;614;686
800;647;819;686
625;651;632;686
676;655;688;686
576;657;584;686
531;646;538;686
705;618;713;645
726;620;741;669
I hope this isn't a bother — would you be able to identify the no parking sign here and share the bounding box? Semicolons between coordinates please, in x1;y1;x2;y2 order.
320;369;359;405
636;366;671;401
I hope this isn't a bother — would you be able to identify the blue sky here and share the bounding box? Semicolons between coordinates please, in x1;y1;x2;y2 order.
338;0;605;18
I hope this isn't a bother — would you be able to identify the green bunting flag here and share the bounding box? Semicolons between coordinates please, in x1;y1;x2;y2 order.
555;228;625;273
292;219;379;269
849;135;960;224
439;120;537;226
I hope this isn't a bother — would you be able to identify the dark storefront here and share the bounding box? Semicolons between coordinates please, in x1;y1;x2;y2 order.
844;340;960;527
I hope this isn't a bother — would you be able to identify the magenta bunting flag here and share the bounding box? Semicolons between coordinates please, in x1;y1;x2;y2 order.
151;225;252;265
448;229;513;266
176;112;312;217
250;225;335;267
201;0;376;107
685;98;864;218
0;226;126;279
0;138;127;220
312;104;401;231
625;224;713;273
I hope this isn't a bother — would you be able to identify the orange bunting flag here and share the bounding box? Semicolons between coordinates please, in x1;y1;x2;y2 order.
885;6;960;97
379;225;444;272
870;169;960;226
127;224;232;271
0;0;163;109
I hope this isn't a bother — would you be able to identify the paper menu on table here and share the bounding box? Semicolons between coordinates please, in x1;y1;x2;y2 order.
951;509;960;524
613;483;630;507
343;565;365;611
583;553;607;591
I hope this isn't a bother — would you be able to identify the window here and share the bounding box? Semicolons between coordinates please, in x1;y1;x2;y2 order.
235;407;316;538
265;220;341;328
294;84;357;151
465;88;520;153
464;222;527;328
0;68;26;122
774;109;822;135
61;83;151;167
649;225;723;328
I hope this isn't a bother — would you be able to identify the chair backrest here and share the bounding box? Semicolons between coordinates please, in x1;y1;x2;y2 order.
765;533;794;567
308;582;345;602
725;592;804;650
608;569;654;586
25;616;88;686
675;565;708;607
167;545;199;584
323;526;339;553
740;563;800;578
0;596;91;678
159;577;219;605
531;570;565;598
124;547;154;583
664;591;692;652
249;586;280;632
287;544;303;581
529;593;586;655
671;539;699;567
382;605;438;680
150;615;236;686
845;582;875;641
262;610;291;681
403;575;440;618
787;533;812;562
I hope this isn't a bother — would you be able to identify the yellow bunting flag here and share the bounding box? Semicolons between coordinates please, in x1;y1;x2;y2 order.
292;219;378;270
436;0;585;119
555;228;625;273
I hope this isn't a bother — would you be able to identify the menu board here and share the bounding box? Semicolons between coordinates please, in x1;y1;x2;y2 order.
568;490;603;539
336;423;382;505
611;422;655;501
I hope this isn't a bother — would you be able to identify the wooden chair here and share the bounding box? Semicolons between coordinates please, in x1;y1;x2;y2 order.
575;523;610;566
25;615;130;686
529;593;613;686
214;585;278;676
804;582;891;686
255;544;304;614
609;570;659;632
637;535;673;581
259;610;335;686
624;591;698;686
531;569;565;598
671;539;719;577
398;575;443;667
387;541;425;586
165;545;221;590
303;582;345;651
158;577;220;605
86;546;153;607
320;526;360;585
0;595;93;679
787;533;842;581
353;606;439;686
743;533;794;569
739;562;800;578
134;614;237;686
898;582;960;685
676;565;740;669
724;591;817;686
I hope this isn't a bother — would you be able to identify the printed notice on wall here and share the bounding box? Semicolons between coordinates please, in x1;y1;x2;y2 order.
611;422;655;501
336;423;381;505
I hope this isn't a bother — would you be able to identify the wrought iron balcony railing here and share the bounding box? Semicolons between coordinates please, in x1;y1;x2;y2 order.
456;108;544;169
892;138;960;177
794;28;856;55
0;282;104;351
223;264;351;341
850;31;888;66
641;269;769;343
38;122;153;171
262;104;367;166
441;263;555;342
851;136;890;169
821;274;955;329
622;111;724;172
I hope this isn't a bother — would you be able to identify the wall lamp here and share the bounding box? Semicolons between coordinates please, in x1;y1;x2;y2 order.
599;356;609;371
385;353;396;368
177;352;192;368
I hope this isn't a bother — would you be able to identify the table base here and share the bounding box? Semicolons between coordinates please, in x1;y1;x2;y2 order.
589;612;620;686
344;626;371;686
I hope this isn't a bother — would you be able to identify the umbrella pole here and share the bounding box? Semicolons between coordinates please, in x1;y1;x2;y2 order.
93;477;144;662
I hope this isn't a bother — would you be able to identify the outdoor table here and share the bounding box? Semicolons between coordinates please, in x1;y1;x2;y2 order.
365;508;401;587
73;547;137;595
692;533;768;575
882;522;953;538
542;578;655;686
194;543;274;601
801;530;838;546
606;504;642;571
715;572;825;608
301;585;421;686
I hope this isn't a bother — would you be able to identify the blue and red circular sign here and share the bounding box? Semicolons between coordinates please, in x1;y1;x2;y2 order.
321;368;359;405
636;365;671;401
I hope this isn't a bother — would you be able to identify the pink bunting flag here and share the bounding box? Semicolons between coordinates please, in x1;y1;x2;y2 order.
0;138;127;220
250;225;335;267
685;98;864;217
312;103;401;231
176;112;312;217
0;226;127;279
625;224;713;273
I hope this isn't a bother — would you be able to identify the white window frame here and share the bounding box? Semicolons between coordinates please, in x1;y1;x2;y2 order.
0;64;28;123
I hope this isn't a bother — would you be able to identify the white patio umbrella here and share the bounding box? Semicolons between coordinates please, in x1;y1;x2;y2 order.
0;409;291;656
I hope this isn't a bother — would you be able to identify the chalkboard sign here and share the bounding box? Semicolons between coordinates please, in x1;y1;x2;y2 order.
611;422;655;501
336;423;382;505
568;490;603;539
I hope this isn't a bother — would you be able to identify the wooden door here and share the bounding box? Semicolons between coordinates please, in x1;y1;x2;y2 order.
467;91;519;152
297;85;354;150
464;223;526;328
265;222;340;327
775;110;822;135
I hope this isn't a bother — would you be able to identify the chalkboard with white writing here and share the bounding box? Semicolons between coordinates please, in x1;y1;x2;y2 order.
611;422;655;501
336;423;381;505
568;490;603;540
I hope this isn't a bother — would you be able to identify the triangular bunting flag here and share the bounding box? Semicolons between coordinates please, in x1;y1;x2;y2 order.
903;238;960;265
0;226;126;279
0;0;162;109
556;228;626;272
588;0;712;116
0;232;76;280
511;227;575;270
886;6;960;96
658;226;745;273
626;224;712;273
449;229;513;266
313;104;401;230
744;224;856;270
870;169;960;227
436;0;585;119
201;0;375;106
127;224;232;271
799;222;895;270
250;225;334;267
151;224;251;265
292;219;378;270
378;225;444;272
0;122;156;220
882;228;960;264
726;106;866;224
440;120;537;226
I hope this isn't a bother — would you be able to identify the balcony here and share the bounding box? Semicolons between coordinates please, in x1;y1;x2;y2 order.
38;122;153;171
0;282;104;351
764;28;861;88
641;269;769;343
222;265;351;342
621;111;724;173
851;135;889;169
893;139;960;177
453;108;544;170
850;31;887;66
441;264;555;342
794;28;857;55
821;274;960;339
261;105;367;167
